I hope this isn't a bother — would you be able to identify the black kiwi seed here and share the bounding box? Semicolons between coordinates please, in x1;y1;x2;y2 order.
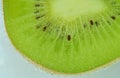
111;16;116;20
67;35;71;41
36;15;45;20
35;4;40;7
43;26;47;31
36;16;41;19
95;21;99;27
90;20;94;25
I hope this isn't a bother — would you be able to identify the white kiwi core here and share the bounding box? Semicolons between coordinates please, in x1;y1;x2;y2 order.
51;0;106;19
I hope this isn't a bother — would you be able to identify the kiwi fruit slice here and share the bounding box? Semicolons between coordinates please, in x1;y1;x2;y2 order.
3;0;120;74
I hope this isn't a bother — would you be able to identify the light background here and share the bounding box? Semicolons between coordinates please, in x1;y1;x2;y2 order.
0;0;120;78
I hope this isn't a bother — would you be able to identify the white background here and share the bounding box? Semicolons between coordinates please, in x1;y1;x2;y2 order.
0;0;120;78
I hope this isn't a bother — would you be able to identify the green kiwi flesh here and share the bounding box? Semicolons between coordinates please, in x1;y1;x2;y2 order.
3;0;120;74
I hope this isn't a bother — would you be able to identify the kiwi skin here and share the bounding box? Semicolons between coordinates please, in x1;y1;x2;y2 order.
3;0;120;74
